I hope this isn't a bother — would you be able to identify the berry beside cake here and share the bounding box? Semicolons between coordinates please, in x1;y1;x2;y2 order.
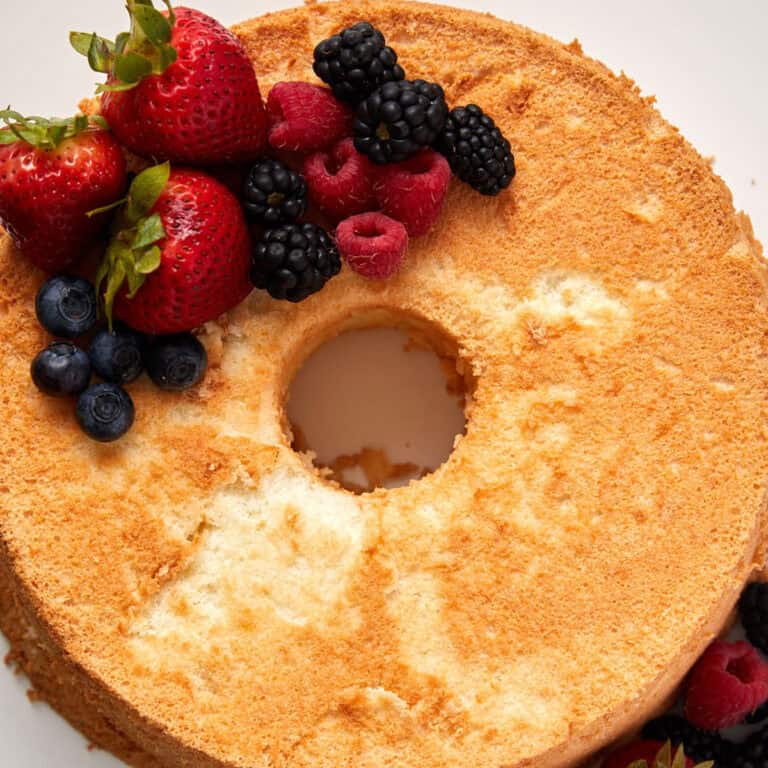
0;1;767;767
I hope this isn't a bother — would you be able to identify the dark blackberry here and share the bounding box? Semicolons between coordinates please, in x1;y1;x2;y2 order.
242;159;307;226
354;79;448;165
251;223;341;302
741;582;768;655
641;715;727;763
747;700;768;724
728;723;768;768
313;21;405;104
434;104;516;196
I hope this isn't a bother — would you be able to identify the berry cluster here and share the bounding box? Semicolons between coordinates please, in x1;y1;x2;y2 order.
603;582;768;767
31;275;207;442
1;6;518;443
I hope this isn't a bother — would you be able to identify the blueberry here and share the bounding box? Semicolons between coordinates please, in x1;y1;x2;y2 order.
88;326;146;385
145;333;207;391
75;383;135;442
35;275;97;338
30;342;91;396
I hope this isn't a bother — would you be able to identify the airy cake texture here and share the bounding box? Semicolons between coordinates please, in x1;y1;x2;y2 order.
1;2;767;767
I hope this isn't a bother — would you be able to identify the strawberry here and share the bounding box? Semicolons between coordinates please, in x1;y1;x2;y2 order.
0;111;127;272
70;1;267;165
96;163;251;334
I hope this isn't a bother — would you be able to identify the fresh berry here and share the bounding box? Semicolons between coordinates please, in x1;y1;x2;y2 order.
242;159;307;226
145;333;207;391
740;582;768;655
684;640;768;731
88;326;146;385
251;223;341;302
642;715;726;763
35;276;98;339
303;138;377;220
354;79;448;165
97;163;252;335
313;21;405;103
75;383;134;442
0;111;126;272
31;343;92;397
435;104;516;196
729;722;768;767
603;740;695;768
336;212;407;279
72;3;267;165
373;148;451;237
267;82;353;153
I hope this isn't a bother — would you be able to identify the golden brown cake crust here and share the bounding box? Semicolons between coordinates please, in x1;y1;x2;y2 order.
1;2;768;767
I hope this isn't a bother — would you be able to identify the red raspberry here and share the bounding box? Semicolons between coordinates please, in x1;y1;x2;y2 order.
303;138;377;221
603;740;694;768
685;639;768;730
336;212;408;280
373;148;451;237
267;82;353;153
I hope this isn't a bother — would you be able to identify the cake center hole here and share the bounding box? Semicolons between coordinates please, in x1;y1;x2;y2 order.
286;326;469;494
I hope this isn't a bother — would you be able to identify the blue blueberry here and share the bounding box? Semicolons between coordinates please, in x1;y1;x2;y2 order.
30;342;91;397
146;333;207;391
88;326;146;385
35;275;97;338
75;383;135;442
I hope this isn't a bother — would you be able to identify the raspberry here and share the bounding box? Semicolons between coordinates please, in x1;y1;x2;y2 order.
642;715;726;763
684;640;768;730
336;212;407;279
740;582;768;655
267;82;353;153
602;740;694;768
373;148;451;237
303;138;377;220
313;21;405;103
354;79;449;164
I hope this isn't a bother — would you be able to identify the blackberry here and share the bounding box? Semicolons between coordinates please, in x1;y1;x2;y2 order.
242;159;307;226
435;104;516;196
741;582;768;655
728;723;768;768
747;700;768;725
641;715;727;763
313;21;405;104
354;79;448;165
251;223;341;302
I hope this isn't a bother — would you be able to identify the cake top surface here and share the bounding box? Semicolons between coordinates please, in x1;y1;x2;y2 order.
1;2;767;767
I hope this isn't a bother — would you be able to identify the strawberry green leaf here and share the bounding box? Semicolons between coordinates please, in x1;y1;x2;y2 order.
88;34;115;74
96;80;141;94
114;52;153;84
125;269;146;299
69;31;95;57
135;245;162;275
158;45;178;71
115;32;131;55
103;259;127;328
133;4;173;45
126;162;170;223
627;762;648;768
132;214;165;250
0;130;17;145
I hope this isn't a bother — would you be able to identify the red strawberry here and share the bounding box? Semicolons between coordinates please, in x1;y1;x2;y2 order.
602;740;696;768
98;163;251;334
71;2;266;165
373;148;451;237
0;111;126;272
685;639;768;730
303;138;377;221
267;82;353;153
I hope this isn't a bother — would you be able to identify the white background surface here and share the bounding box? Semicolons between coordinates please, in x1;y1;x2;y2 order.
0;1;766;765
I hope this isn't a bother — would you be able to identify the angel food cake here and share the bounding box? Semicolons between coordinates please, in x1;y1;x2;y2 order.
0;1;767;767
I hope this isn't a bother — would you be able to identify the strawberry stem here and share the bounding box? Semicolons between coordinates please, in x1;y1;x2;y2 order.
70;0;178;92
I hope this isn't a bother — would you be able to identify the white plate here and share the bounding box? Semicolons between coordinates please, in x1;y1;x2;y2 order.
0;1;766;765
